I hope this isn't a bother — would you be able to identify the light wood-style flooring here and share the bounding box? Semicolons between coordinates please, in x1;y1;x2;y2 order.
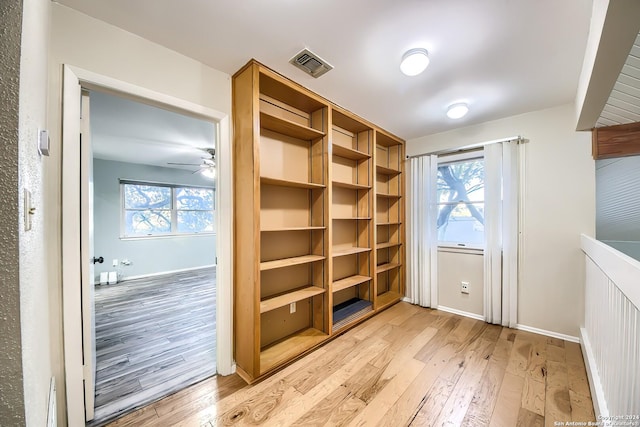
91;268;217;426
105;302;595;426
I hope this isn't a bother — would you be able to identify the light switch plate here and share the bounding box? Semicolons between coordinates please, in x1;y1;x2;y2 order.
39;129;50;156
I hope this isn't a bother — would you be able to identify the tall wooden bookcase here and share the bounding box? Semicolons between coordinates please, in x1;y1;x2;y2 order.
233;60;405;383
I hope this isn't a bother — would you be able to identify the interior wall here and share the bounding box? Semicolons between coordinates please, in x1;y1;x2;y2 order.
93;159;216;280
0;0;55;425
47;4;231;424
408;103;595;338
0;0;26;424
437;250;484;316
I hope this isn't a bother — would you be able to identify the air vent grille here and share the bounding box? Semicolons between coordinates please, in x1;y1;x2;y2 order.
289;49;333;78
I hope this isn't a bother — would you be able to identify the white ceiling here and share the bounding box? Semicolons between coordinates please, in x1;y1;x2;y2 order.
61;0;593;140
90;90;216;170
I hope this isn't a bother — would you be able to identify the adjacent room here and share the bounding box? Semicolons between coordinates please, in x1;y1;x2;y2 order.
3;0;640;427
87;91;218;423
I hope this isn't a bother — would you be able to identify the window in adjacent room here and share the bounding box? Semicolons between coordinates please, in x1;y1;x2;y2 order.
436;153;485;247
121;181;215;237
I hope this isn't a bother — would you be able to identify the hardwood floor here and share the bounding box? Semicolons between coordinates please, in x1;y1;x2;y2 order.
105;302;595;426
91;268;217;426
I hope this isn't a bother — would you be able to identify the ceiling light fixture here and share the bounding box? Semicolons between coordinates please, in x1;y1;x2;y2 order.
201;167;216;179
400;48;430;76
446;103;469;119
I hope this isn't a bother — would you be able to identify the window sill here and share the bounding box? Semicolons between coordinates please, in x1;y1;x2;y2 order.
438;245;484;255
120;233;216;241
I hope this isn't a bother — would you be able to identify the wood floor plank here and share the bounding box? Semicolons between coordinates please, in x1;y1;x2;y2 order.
521;376;545;416
231;338;389;426
461;355;509;426
103;302;596;427
489;372;525;427
409;377;455;426
517;407;545;427
569;389;596;422
544;360;572;427
432;339;495;427
346;358;425;427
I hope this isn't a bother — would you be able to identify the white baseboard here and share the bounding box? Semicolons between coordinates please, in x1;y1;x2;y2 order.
580;328;609;418
515;323;579;343
115;264;216;283
47;377;56;427
436;305;486;321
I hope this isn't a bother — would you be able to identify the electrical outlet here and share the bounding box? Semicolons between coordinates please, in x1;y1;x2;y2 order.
461;281;470;294
290;302;296;314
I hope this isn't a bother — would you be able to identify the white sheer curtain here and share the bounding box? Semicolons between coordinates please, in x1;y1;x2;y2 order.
483;140;520;327
408;155;438;307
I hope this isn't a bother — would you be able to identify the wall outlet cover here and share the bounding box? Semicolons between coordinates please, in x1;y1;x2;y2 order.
461;281;470;294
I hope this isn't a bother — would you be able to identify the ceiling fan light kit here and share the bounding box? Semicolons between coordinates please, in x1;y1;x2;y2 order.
166;147;216;179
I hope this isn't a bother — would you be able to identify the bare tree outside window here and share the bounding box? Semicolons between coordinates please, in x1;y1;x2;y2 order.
122;183;215;237
436;158;485;245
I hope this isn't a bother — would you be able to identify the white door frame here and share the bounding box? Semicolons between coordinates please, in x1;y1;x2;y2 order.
61;64;234;426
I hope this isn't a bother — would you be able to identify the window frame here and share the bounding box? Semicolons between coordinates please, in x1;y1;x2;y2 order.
436;150;485;250
120;180;216;239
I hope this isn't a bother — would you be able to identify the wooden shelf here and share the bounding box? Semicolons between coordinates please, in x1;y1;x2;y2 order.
332;275;371;293
376;192;401;199
260;328;327;374
377;291;402;309
332;144;371;160
332;180;371;190
376;165;401;176
376;132;402;148
376;241;402;250
333;217;371;221
260;111;325;140
260;286;325;313
260;254;325;271
376;221;402;226
261;226;325;232
261;176;325;189
332;246;371;258
376;262;401;274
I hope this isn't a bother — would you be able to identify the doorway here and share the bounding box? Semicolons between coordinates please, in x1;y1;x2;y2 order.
86;90;218;423
61;66;234;427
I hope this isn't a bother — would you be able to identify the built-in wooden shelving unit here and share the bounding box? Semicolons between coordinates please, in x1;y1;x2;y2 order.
374;131;405;311
233;60;404;383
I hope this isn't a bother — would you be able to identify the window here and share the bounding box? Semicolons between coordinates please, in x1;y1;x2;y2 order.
436;156;484;246
122;182;215;237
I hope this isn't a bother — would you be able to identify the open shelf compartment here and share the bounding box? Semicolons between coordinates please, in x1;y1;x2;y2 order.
259;327;328;374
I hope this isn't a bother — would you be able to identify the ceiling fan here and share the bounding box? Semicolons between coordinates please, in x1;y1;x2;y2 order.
167;147;216;179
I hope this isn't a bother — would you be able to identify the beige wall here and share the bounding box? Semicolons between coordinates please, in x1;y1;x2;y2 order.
0;0;26;424
0;0;53;424
408;103;595;338
19;0;54;424
47;4;231;424
437;250;484;317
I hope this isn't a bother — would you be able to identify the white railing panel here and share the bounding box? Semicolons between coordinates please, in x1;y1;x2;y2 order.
581;235;640;418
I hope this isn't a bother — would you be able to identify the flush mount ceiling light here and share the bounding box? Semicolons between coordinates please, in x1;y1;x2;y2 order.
446;103;469;119
400;48;430;76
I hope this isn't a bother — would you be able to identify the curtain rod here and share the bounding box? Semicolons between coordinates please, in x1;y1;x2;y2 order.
406;135;523;159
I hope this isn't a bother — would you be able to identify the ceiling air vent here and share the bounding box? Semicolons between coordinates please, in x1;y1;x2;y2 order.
289;49;333;78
